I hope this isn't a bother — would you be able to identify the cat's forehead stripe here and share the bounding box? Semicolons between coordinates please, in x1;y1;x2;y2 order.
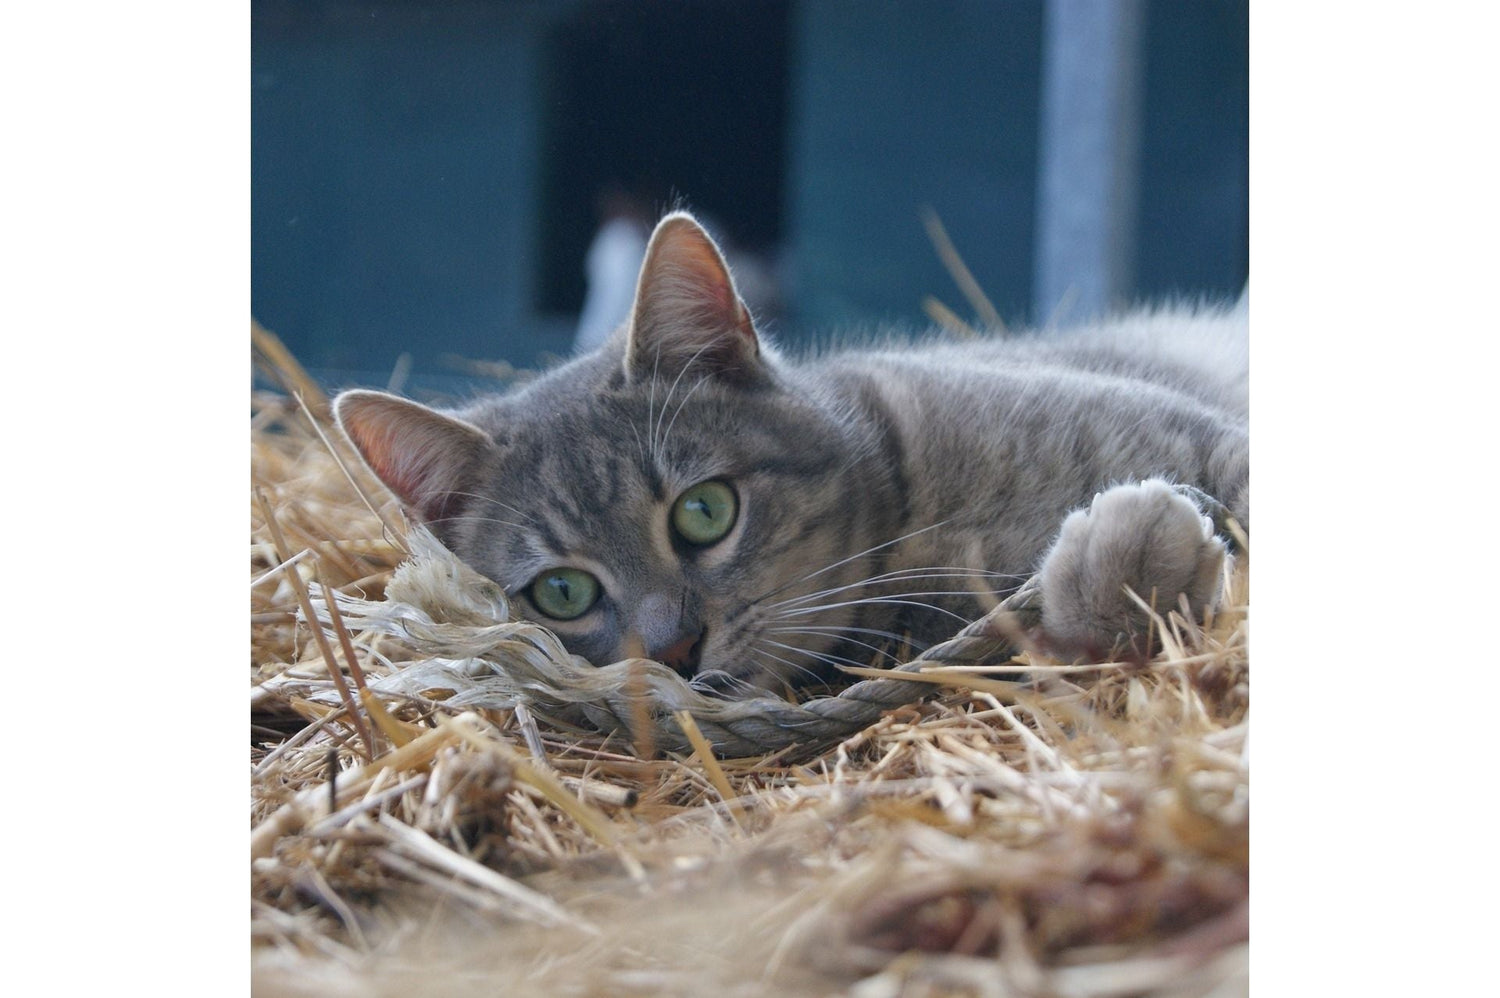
530;514;573;561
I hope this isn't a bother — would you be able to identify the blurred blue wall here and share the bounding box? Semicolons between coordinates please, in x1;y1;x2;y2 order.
252;0;1247;392
253;2;555;388
786;0;1043;334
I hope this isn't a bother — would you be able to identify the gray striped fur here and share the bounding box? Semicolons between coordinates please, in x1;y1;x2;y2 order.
336;213;1247;691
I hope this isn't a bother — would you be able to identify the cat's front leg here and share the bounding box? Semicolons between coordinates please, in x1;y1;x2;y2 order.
1036;479;1228;662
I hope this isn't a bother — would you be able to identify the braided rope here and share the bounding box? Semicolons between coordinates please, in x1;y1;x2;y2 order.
314;529;1042;758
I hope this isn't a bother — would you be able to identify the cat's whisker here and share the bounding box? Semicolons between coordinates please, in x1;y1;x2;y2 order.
651;341;717;459
428;514;534;532
747;644;825;687
774;592;978;626
765;627;912;664
761;638;880;673
748;519;956;606
657;374;711;460
767;623;926;649
644;347;662;463
441;490;538;524
767;567;1019;612
689;669;760;698
627;419;647;465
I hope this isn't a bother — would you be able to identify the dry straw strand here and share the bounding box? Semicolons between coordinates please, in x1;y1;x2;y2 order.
251;329;1249;996
920;206;1004;332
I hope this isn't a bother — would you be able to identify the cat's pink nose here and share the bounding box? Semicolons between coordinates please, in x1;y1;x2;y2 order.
654;630;704;677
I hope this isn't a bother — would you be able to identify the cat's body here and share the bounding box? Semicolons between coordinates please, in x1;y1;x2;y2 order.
337;213;1246;693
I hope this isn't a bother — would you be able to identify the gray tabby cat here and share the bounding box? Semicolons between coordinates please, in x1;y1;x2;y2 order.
335;212;1247;693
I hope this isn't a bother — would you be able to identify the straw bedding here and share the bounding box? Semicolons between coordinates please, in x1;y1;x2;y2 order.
251;328;1249;997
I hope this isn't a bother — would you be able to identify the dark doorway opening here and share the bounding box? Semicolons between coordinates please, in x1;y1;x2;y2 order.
535;0;791;316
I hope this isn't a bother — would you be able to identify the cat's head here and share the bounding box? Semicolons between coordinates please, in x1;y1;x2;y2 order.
336;213;902;692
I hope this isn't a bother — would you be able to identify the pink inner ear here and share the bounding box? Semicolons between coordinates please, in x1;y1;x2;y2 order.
680;238;754;342
336;393;487;524
675;233;737;311
629;214;760;375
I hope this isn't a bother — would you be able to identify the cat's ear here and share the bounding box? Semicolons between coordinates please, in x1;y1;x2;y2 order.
625;212;763;383
334;390;493;524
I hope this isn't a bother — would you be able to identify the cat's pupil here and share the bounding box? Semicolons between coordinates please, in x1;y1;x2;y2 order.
671;480;738;546
529;567;600;620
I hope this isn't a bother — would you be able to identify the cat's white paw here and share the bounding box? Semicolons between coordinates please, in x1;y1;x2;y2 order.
1038;479;1226;661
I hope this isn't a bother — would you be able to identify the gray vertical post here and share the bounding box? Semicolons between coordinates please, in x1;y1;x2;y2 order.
1033;0;1145;325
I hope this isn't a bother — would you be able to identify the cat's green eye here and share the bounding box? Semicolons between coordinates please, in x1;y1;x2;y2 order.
529;568;600;620
671;480;738;546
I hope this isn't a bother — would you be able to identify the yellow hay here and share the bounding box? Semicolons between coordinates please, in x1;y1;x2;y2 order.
250;329;1249;997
